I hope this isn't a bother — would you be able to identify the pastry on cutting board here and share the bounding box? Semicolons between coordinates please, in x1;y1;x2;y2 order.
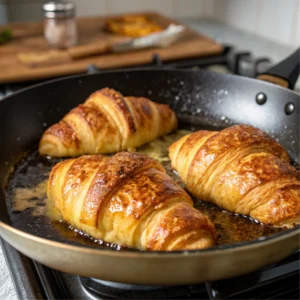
169;124;300;228
47;152;216;251
39;87;177;157
105;14;163;37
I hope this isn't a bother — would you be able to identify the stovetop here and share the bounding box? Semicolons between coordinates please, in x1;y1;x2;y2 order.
1;47;299;300
1;238;299;300
0;45;276;100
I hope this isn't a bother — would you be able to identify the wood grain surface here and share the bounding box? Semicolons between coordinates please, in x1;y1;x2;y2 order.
0;12;224;83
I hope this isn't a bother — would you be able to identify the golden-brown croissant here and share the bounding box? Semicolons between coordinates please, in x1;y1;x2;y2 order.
39;88;177;157
47;152;216;251
169;124;300;228
105;14;163;37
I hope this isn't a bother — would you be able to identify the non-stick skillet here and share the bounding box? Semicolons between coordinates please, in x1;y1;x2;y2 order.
0;48;299;285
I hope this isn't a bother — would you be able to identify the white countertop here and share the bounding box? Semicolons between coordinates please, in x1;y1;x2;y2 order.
0;251;17;300
0;18;298;300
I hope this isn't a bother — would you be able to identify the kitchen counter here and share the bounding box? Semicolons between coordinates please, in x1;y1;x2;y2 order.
185;18;295;63
0;18;298;300
0;250;17;300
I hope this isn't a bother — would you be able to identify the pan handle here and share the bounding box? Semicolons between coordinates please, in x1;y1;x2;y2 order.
256;47;299;89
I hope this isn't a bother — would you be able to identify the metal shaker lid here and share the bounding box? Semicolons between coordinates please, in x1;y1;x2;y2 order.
43;1;76;18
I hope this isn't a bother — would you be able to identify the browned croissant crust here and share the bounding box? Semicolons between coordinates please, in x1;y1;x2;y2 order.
39;88;177;157
47;152;216;251
169;124;300;228
105;14;163;37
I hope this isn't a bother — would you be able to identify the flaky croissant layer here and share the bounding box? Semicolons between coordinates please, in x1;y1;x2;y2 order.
47;152;216;251
39;88;177;157
169;124;300;228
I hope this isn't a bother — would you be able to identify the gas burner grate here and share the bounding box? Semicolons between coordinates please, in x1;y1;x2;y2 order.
0;45;274;101
207;251;300;299
0;48;229;100
75;251;299;300
80;278;208;299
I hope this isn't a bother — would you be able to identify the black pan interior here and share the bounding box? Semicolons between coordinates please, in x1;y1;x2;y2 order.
1;69;299;251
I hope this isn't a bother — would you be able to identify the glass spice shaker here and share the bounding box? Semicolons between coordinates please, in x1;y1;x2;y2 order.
43;1;78;49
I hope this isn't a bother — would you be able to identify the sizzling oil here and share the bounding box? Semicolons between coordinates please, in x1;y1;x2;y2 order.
7;129;283;250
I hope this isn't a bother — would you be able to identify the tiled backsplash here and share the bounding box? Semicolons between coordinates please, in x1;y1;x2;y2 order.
5;0;215;21
213;0;300;48
0;0;7;24
2;0;300;48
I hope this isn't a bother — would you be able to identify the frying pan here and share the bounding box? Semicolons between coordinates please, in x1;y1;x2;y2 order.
0;48;299;285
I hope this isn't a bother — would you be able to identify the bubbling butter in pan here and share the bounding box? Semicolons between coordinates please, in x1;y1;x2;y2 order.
12;178;63;220
10;129;283;247
13;181;47;216
136;129;192;162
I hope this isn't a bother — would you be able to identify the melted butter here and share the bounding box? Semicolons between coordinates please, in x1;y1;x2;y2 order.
136;130;192;162
9;130;283;249
13;181;47;216
12;178;63;221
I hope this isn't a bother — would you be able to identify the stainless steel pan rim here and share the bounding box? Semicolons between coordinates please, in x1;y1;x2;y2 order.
1;220;299;257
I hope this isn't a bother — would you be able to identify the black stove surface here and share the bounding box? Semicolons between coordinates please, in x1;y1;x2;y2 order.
1;238;299;300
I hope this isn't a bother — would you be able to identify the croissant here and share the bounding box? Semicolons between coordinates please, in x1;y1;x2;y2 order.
169;124;300;228
39;88;177;157
47;152;216;251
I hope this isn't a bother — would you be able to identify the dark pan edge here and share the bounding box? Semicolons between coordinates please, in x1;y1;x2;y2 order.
0;68;299;104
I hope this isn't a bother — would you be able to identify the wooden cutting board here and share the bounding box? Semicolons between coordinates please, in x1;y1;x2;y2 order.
0;12;224;83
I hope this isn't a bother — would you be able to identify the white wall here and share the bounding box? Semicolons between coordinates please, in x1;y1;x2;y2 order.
0;0;8;24
5;0;300;48
7;0;215;21
212;0;300;48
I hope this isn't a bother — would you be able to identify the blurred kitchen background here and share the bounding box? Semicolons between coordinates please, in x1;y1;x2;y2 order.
0;0;299;90
1;0;299;48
